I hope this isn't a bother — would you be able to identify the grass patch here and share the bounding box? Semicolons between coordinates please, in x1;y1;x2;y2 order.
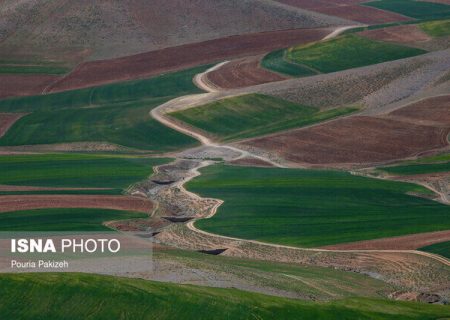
187;165;449;247
0;273;449;320
261;49;319;77
365;0;450;20
0;65;69;75
420;241;450;259
0;66;210;151
284;34;426;74
379;152;450;175
0;153;170;189
169;94;357;141
0;208;146;232
420;19;450;37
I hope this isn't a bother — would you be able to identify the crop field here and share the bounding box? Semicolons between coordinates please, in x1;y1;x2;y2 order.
282;34;426;74
187;165;450;247
0;66;206;151
261;49;319;77
0;208;147;232
0;153;169;189
379;152;450;175
169;94;357;141
420;241;450;259
1;273;449;320
420;19;450;37
365;0;450;20
0;75;60;99
0;64;69;75
359;25;431;44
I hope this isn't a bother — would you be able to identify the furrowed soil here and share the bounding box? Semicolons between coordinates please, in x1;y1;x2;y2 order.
0;74;60;99
47;28;331;92
0;113;26;138
359;25;431;44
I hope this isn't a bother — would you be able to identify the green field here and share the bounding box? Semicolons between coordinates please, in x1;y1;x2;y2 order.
365;0;450;20
0;153;169;189
0;64;69;75
420;241;450;259
281;35;426;74
379;152;450;175
420;19;450;37
169;94;357;141
187;165;450;247
0;66;209;151
0;273;448;320
261;49;319;77
0;208;146;231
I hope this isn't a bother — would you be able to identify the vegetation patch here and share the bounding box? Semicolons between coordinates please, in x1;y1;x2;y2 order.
420;241;450;259
169;94;357;141
1;273;449;320
283;34;426;74
379;152;450;175
365;0;450;20
188;165;449;247
0;66;209;151
420;19;450;37
0;208;146;232
0;153;169;189
261;49;318;77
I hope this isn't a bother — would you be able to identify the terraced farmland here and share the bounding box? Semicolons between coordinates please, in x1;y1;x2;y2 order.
187;165;450;247
1;273;449;320
0;208;147;232
267;34;427;75
0;153;169;189
0;66;207;151
365;0;450;20
169;94;357;141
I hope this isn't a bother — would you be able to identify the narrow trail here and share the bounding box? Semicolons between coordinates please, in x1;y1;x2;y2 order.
149;24;450;268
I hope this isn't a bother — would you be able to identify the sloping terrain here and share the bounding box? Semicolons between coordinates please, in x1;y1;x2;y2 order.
0;0;348;62
359;25;431;44
2;273;449;320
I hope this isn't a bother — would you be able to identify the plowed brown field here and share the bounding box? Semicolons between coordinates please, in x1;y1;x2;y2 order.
0;75;59;99
390;95;450;126
0;113;26;138
205;56;287;90
47;28;330;92
321;230;450;250
0;195;154;214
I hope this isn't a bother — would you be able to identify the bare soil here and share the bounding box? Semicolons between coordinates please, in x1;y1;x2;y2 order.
239;115;449;167
0;185;112;192
321;230;450;250
228;157;275;167
0;195;154;213
0;113;26;138
0;75;59;99
359;25;431;44
47;28;331;92
205;55;288;90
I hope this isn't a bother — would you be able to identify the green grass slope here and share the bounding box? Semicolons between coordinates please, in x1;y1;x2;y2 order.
0;208;146;232
379;153;450;175
261;49;319;77
365;0;450;21
283;34;426;74
420;241;450;259
169;94;356;141
1;273;449;320
0;153;169;189
420;19;450;37
0;66;209;151
187;165;450;247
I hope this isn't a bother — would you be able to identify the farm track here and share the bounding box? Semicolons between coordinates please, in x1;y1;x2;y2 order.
147;30;450;269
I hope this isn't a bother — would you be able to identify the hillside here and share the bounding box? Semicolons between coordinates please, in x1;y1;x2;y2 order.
0;0;350;62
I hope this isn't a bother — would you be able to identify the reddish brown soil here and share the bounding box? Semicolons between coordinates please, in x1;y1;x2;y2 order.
0;75;59;99
47;28;331;92
276;0;411;24
229;157;274;167
0;113;26;138
360;25;431;44
241;116;449;166
389;95;450;126
0;195;154;214
205;56;288;90
321;230;450;250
